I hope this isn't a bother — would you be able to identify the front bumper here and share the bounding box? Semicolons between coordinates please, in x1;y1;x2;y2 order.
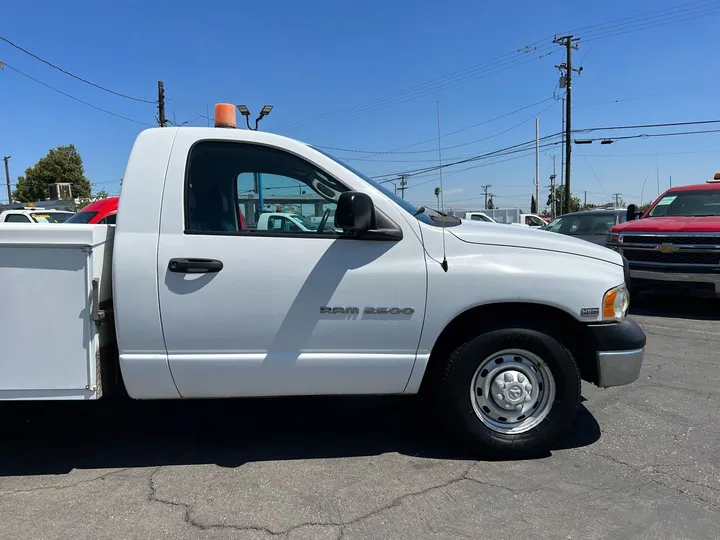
587;319;646;388
630;268;720;294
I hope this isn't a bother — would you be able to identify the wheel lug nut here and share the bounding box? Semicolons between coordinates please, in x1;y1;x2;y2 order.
504;373;513;382
524;395;532;402
496;381;506;389
515;404;523;410
496;394;504;401
504;403;513;410
517;374;525;383
524;383;532;392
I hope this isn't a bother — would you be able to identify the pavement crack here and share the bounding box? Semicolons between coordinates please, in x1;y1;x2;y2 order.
148;463;479;537
0;467;133;498
581;450;720;511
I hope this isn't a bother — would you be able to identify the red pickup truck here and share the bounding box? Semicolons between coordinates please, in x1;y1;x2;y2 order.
606;174;720;297
67;195;248;228
65;196;119;224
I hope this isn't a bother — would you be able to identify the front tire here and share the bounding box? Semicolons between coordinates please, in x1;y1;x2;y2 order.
437;326;581;457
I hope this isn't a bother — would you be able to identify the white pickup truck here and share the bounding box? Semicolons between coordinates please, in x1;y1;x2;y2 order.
257;211;339;233
0;107;645;456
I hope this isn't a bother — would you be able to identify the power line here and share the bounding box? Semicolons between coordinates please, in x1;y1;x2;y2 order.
321;98;559;158
406;143;564;191
591;127;720;141
0;34;155;104
370;125;720;191
575;146;608;199
374;132;563;180
1;62;154;127
576;118;720;132
280;42;557;131
575;84;720;110
580;1;720;42
278;1;719;132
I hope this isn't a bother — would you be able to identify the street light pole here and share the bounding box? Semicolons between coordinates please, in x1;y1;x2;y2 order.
547;153;556;219
535;118;540;214
3;156;11;204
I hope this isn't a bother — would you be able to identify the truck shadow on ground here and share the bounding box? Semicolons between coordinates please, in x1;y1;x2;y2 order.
630;293;720;321
0;396;600;477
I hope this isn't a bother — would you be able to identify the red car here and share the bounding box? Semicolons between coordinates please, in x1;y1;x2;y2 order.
66;195;248;229
65;196;119;224
607;174;720;297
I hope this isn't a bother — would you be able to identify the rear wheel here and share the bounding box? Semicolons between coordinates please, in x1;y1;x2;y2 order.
437;326;581;457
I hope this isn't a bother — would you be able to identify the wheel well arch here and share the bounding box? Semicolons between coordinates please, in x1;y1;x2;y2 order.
418;302;598;394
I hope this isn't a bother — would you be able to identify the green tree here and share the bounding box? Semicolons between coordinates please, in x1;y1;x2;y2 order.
546;185;582;216
530;195;537;213
13;144;91;202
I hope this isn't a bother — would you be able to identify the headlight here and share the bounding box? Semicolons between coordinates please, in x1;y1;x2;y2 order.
602;283;629;321
606;232;622;250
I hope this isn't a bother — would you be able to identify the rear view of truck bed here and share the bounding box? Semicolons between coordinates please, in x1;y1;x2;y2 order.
0;224;114;400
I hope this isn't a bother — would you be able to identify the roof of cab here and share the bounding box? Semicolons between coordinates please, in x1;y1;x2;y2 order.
78;196;119;213
666;181;720;192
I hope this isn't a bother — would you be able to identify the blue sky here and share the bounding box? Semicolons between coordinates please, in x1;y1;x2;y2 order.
1;0;720;210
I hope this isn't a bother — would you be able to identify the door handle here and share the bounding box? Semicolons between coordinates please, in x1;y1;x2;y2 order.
168;258;224;273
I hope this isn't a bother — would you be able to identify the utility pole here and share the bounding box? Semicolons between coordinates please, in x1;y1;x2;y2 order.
482;184;492;210
584;190;587;207
535;118;540;214
157;81;167;127
613;192;622;207
670;175;673;188
554;35;580;214
547;153;556;219
3;156;11;204
398;174;408;199
560;97;565;207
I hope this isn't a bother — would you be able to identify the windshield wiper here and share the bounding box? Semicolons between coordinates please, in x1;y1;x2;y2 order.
413;206;427;217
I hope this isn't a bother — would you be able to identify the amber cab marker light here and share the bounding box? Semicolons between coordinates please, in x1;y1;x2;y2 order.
603;289;618;319
214;103;237;128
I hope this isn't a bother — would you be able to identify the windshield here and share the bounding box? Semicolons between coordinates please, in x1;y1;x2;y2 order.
30;212;72;223
525;215;546;227
290;214;319;230
647;189;720;217
65;211;99;224
544;213;619;235
470;214;492;222
311;147;433;225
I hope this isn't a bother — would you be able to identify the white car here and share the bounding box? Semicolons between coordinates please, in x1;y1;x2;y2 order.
0;207;74;223
256;212;337;233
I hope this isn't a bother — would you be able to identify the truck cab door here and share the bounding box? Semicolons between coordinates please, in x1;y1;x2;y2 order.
156;136;428;398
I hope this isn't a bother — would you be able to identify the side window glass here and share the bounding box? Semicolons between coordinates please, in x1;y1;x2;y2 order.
5;214;31;223
103;214;117;225
528;216;544;227
186;141;347;235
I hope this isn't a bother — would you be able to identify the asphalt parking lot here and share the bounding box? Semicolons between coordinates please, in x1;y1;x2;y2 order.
1;295;719;540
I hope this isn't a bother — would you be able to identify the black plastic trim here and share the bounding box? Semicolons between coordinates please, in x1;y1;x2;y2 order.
182;228;402;241
586;319;646;352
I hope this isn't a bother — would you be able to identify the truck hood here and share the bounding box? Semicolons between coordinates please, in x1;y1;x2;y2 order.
612;215;720;233
448;221;622;265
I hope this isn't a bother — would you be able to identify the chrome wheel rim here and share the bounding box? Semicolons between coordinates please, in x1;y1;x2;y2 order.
470;348;556;434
